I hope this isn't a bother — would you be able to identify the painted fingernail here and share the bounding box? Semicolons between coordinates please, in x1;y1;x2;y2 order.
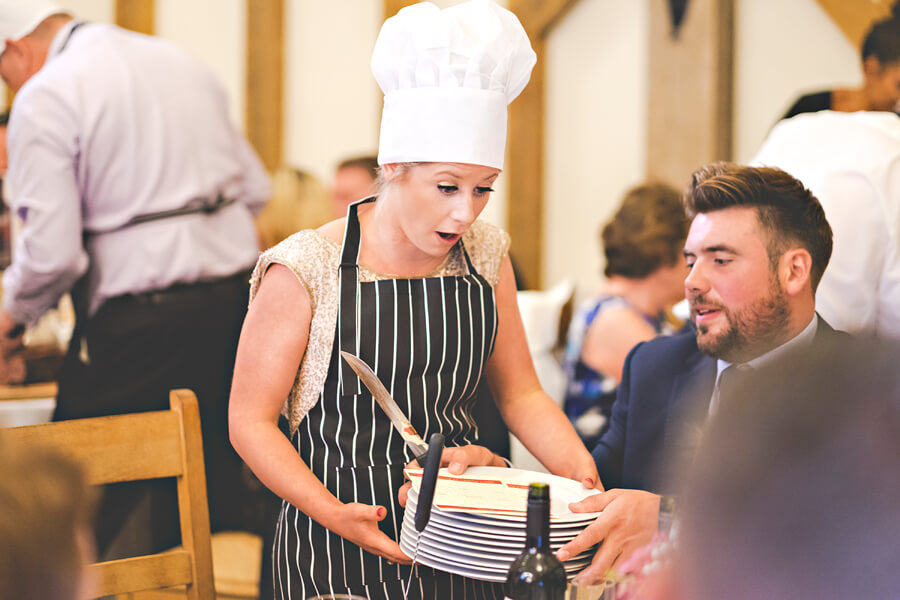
377;507;385;518
584;477;595;488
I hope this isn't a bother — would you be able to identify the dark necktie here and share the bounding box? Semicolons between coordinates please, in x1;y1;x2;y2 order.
717;365;753;408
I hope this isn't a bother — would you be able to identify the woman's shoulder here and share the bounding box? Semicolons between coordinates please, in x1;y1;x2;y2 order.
462;220;510;286
463;219;508;244
250;229;340;301
263;228;338;265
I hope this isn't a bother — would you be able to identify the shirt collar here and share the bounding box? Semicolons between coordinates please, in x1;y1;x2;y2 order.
47;19;81;61
709;314;818;417
715;313;819;379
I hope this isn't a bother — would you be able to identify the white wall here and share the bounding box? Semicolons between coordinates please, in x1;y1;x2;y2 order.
156;0;246;129
283;0;382;184
57;0;113;22
733;0;860;162
544;0;649;300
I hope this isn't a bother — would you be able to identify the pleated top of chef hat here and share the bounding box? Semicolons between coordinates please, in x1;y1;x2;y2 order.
372;0;536;170
0;0;64;43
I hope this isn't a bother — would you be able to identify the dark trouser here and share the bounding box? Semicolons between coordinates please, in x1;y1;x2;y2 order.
55;271;278;574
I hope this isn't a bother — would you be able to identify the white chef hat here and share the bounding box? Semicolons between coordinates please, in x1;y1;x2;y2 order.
372;0;536;170
0;0;65;43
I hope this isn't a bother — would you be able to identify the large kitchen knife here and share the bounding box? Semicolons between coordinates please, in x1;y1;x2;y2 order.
340;351;429;463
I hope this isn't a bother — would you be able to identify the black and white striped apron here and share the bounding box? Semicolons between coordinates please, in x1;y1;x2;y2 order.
273;198;506;599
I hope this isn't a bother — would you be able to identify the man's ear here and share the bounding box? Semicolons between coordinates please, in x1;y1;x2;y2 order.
779;248;812;296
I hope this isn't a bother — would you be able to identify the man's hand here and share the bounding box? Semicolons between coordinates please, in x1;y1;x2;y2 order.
0;310;26;384
0;310;24;358
0;353;25;384
398;444;507;507
555;488;660;584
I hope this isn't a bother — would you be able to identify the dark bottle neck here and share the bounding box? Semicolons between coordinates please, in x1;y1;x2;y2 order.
525;496;551;550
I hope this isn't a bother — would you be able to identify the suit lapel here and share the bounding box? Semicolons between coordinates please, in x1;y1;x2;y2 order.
658;345;717;489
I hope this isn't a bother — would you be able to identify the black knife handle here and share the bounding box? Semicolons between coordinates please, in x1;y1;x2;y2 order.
415;433;444;532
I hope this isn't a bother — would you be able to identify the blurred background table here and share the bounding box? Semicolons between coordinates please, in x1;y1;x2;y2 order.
0;381;57;427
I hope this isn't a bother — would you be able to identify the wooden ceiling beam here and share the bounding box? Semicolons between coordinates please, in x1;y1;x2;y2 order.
246;0;284;171
505;0;577;289
514;0;580;39
646;0;734;187
115;0;155;35
384;1;419;21
815;0;893;48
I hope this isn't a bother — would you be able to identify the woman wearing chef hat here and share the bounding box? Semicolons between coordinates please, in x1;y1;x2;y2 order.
229;1;599;597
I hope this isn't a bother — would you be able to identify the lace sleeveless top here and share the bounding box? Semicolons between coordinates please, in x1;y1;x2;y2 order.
249;219;510;434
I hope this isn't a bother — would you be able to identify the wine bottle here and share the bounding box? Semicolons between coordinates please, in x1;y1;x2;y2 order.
505;482;567;599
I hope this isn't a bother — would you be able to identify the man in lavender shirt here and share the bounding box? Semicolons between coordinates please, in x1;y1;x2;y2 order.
0;2;272;556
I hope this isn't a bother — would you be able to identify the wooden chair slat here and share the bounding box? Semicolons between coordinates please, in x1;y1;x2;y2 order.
91;550;193;595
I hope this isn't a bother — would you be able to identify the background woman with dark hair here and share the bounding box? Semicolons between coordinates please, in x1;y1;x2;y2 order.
563;183;689;447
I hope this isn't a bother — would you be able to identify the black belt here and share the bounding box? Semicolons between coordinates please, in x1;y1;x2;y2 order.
85;193;237;237
106;269;251;308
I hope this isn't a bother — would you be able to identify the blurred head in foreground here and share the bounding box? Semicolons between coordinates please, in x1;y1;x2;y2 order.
675;336;900;600
0;437;98;600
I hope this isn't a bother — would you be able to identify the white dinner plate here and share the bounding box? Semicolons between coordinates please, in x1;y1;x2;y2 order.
408;466;602;524
400;505;596;565
407;509;581;544
406;492;586;540
400;533;591;583
407;518;591;556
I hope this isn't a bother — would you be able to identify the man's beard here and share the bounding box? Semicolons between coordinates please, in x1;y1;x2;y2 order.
694;278;791;363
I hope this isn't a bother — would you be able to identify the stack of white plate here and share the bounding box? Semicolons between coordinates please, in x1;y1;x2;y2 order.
399;467;600;583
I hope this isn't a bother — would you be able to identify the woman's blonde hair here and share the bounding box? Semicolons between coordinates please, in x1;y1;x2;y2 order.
255;167;332;249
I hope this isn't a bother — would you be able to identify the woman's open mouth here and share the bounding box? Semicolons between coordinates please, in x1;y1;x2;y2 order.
437;232;460;243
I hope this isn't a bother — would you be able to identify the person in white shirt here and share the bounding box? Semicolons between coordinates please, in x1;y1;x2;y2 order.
753;110;900;338
0;1;272;556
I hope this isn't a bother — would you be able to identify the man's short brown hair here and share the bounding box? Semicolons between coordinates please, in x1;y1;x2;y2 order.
684;162;833;291
337;155;379;181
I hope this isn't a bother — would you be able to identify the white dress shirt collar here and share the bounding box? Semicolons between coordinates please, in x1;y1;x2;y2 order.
709;313;819;415
47;19;81;61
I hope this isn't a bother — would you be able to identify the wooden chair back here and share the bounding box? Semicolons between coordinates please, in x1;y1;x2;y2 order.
2;389;215;599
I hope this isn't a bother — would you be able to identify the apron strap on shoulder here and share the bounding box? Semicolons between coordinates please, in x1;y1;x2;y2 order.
337;198;372;396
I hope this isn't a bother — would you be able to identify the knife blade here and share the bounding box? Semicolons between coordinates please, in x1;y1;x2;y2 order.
340;351;429;460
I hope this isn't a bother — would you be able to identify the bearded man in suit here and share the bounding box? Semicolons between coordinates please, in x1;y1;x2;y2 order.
558;162;846;583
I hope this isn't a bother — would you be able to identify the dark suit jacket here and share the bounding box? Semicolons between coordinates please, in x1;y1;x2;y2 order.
591;316;846;493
